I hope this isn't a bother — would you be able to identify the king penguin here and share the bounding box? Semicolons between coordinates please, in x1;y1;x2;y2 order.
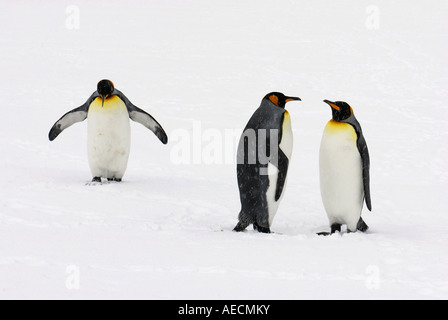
233;92;301;233
49;80;168;182
319;100;371;234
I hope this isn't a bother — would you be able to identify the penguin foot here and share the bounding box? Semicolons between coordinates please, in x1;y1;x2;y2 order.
233;221;248;232
253;223;271;234
357;217;369;232
86;177;102;186
331;223;342;234
317;224;342;236
107;177;122;182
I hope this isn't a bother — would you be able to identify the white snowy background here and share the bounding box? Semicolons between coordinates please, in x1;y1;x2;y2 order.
0;0;447;299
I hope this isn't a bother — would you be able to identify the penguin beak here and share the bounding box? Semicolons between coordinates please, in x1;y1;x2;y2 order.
101;95;109;107
285;97;301;103
323;100;340;111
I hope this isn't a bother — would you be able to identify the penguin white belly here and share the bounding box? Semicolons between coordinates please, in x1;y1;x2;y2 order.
266;163;280;226
319;120;363;231
266;111;293;226
87;96;131;179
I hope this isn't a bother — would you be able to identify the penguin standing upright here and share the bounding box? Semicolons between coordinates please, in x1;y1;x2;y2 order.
233;92;301;233
49;80;168;182
319;100;371;234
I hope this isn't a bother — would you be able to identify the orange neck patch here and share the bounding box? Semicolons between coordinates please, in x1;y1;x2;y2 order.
269;95;279;106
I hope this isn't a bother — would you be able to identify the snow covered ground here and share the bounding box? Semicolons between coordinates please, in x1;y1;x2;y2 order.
0;0;447;299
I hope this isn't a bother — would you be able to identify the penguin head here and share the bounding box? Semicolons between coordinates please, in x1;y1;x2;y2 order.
323;100;353;121
97;80;115;107
264;92;301;109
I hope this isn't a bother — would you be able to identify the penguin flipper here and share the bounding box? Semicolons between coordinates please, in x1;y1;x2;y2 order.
274;149;289;201
357;135;372;211
114;89;168;144
48;92;99;141
346;116;372;212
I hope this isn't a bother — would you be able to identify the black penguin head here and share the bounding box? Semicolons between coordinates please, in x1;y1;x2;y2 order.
323;100;353;121
264;92;301;109
97;80;115;106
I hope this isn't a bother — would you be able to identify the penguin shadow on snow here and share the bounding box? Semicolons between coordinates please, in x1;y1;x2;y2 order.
85;178;123;186
315;224;372;237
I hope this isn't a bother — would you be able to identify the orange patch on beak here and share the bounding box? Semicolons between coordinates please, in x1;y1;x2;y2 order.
328;102;340;111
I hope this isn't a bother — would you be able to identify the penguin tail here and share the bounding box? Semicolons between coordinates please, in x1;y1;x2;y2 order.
357;217;369;232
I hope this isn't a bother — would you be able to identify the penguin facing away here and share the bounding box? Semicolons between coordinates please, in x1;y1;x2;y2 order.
319;100;371;235
49;80;168;182
234;92;301;233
